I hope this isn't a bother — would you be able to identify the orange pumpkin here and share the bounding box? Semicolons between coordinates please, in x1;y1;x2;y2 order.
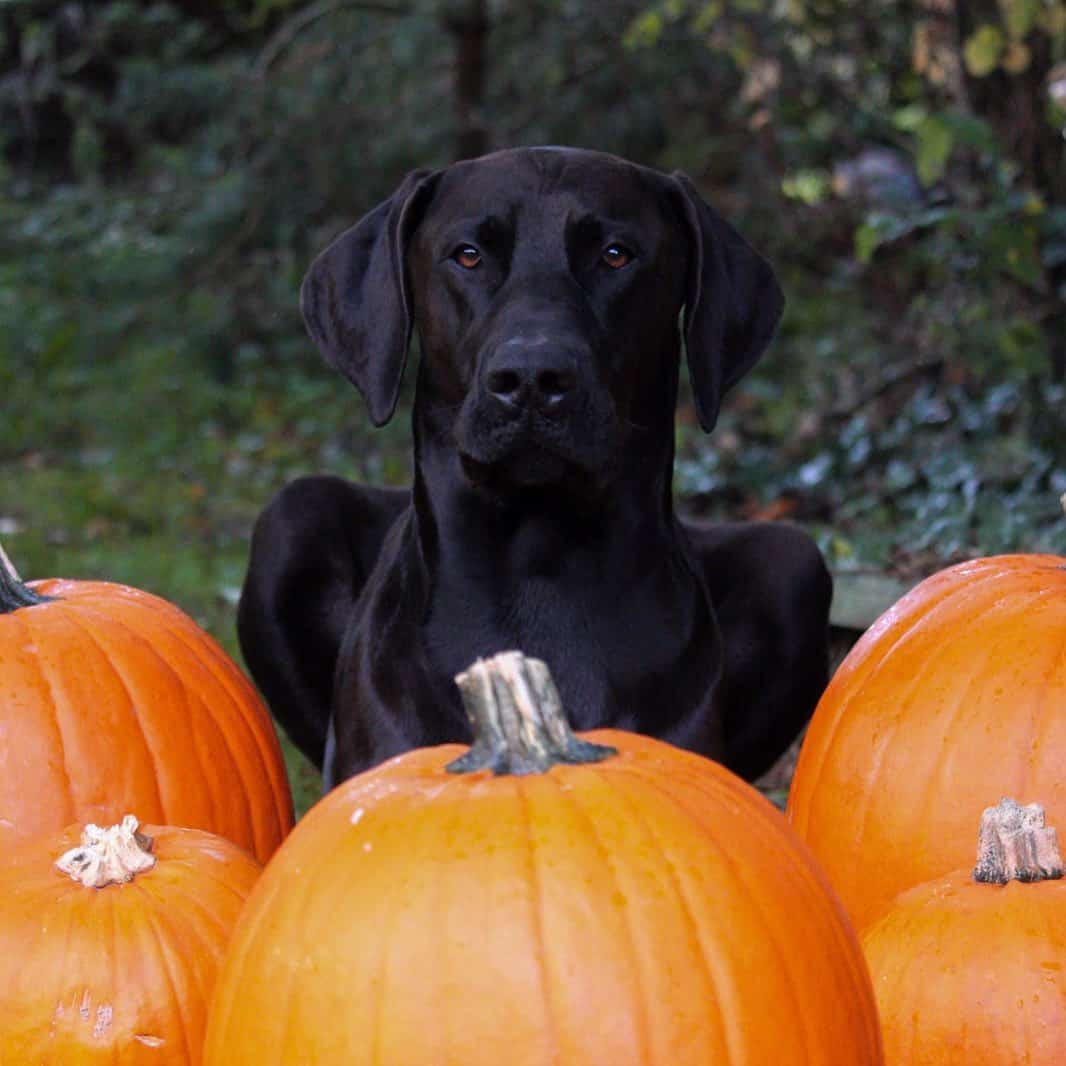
862;798;1066;1065
787;553;1066;931
205;652;883;1065
0;814;261;1062
0;544;293;862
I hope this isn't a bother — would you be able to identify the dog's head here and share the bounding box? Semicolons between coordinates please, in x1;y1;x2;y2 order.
301;147;783;495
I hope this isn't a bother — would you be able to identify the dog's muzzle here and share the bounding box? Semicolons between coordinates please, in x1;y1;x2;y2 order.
456;338;617;492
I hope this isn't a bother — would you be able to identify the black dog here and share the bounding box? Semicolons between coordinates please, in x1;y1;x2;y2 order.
238;146;831;790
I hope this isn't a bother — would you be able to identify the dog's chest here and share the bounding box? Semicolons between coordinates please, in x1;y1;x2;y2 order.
423;559;708;729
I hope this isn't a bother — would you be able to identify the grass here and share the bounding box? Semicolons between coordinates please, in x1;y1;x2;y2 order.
2;356;417;819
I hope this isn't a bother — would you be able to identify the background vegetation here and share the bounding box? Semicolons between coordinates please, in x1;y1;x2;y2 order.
3;0;1064;807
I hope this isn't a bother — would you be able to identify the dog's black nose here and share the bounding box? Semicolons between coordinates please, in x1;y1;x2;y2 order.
486;351;578;415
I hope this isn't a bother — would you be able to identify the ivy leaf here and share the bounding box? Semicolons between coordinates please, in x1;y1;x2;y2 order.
855;224;881;263
892;104;927;132
623;10;664;49
692;2;724;33
854;213;915;263
937;111;1000;156
996;317;1047;373
782;169;830;205
1001;0;1037;39
984;222;1046;290
915;116;954;184
963;25;1004;76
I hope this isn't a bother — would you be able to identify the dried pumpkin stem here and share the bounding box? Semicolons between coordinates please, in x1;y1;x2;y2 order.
972;797;1064;885
0;541;50;612
447;651;617;775
56;815;157;888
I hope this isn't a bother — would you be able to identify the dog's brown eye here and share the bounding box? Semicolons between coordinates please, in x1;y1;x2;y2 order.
602;244;632;270
453;245;482;269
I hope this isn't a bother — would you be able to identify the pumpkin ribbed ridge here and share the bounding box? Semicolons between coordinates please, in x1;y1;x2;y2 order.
136;590;292;851
598;773;725;1060
69;584;284;850
49;604;173;814
1;576;293;862
207;727;882;1065
628;754;882;1061
6;605;79;829
514;780;564;1064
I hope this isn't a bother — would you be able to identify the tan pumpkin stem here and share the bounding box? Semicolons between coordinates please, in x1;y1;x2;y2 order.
447;651;618;776
0;540;50;611
972;797;1064;885
56;815;157;888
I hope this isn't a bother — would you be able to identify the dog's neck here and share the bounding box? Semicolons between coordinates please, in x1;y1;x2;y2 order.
406;405;717;727
402;345;712;695
411;405;683;579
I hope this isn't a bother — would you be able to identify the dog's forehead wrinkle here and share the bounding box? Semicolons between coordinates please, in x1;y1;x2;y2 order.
428;212;512;252
515;200;570;262
430;158;659;251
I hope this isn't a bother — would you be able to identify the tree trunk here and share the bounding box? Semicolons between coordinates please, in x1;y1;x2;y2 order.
442;0;491;160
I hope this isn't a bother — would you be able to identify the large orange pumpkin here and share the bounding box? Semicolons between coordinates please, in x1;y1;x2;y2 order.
0;814;261;1062
862;798;1066;1065
0;544;293;862
787;553;1066;931
205;651;883;1065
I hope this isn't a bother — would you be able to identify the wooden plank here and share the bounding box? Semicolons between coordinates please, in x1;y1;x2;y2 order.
829;570;915;632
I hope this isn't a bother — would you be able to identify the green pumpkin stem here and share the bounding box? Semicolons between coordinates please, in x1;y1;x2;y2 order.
0;541;50;612
55;815;157;889
973;797;1064;885
447;651;618;776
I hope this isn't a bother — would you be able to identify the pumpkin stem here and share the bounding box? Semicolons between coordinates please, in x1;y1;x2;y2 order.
447;651;618;775
973;797;1064;885
55;815;157;888
0;541;51;612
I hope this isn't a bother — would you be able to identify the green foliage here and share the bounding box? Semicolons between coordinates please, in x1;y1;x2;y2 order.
1;0;1064;681
1;0;1064;812
854;106;1050;294
912;114;954;185
964;25;1005;77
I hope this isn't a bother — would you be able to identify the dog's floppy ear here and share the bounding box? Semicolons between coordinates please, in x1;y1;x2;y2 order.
300;169;440;426
671;171;784;432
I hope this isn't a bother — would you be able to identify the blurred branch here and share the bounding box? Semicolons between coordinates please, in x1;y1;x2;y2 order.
828;360;946;421
253;0;412;78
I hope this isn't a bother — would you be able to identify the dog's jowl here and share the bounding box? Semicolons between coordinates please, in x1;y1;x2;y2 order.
238;146;832;790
